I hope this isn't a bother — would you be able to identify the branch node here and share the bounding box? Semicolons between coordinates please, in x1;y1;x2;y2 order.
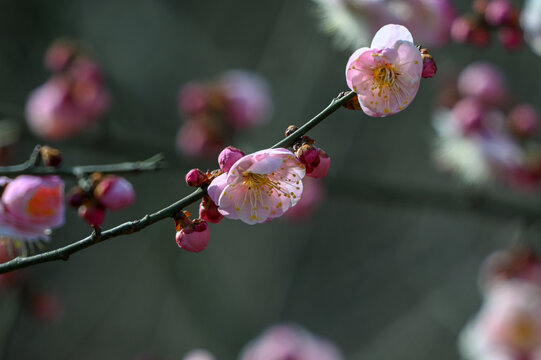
91;227;102;243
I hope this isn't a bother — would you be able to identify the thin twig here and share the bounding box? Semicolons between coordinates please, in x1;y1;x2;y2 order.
0;91;357;274
0;152;166;177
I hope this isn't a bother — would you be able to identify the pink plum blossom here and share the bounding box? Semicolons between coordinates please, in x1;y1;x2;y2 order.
457;62;507;106
0;176;64;240
346;24;423;117
459;281;541;360
175;220;210;253
26;60;110;141
208;148;305;224
94;175;135;211
239;324;343;360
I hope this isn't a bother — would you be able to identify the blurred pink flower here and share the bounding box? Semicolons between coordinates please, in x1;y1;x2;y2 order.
208;148;305;224
26;59;110;141
314;0;456;50
94;175;135;211
457;62;507;107
220;70;272;130
508;104;539;138
176;70;272;159
239;324;343;360
175;120;224;159
346;24;423;117
175;220;210;253
459;281;541;360
0;176;64;241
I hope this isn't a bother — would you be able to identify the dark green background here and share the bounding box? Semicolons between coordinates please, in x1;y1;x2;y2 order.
0;0;539;359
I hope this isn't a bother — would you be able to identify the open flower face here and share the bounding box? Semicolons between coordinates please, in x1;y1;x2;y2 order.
0;175;65;240
346;24;423;117
208;148;305;224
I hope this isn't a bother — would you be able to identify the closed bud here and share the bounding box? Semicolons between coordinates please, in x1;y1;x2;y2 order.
185;168;208;187
218;146;245;173
40;146;63;167
307;150;331;178
295;144;319;165
499;26;523;50
419;48;437;79
78;204;105;227
285;125;298;137
94;175;135;211
67;186;87;208
175;219;209;253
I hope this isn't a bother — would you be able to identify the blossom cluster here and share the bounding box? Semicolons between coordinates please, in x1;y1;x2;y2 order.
176;70;272;159
459;248;541;360
68;174;135;227
174;24;435;253
433;62;541;190
181;324;343;360
313;0;456;50
26;39;111;141
178;135;332;252
451;0;524;50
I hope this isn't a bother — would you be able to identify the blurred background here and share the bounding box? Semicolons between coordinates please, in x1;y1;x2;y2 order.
1;0;541;359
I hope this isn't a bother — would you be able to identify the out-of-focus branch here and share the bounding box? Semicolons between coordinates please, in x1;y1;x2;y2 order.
0;145;166;177
0;91;358;274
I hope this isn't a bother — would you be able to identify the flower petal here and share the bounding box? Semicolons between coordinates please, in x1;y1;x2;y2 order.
370;24;414;49
207;173;227;204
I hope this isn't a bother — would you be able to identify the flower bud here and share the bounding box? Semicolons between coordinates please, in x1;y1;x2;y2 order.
40;146;63;167
44;40;77;72
78;204;105;227
94;175;135;211
499;26;523;50
67;186;87;208
420;49;437;79
451;16;475;44
218;146;245;173
175;219;209;253
295;144;319;165
199;196;223;224
307;150;331;179
508;104;539;138
285;125;298;137
185;168;208;187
